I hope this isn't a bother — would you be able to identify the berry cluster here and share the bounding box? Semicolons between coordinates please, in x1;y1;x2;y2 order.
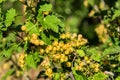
74;56;100;76
95;24;108;43
18;53;25;68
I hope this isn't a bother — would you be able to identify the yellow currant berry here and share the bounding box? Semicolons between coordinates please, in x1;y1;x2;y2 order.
63;44;67;50
39;40;44;45
59;42;64;47
52;40;58;46
83;0;88;7
21;26;26;31
66;32;71;38
88;10;95;17
45;68;53;78
79;61;85;67
64;50;70;55
94;67;99;72
94;63;100;68
53;47;57;52
45;48;49;53
78;34;82;41
60;58;65;63
64;56;68;62
2;38;6;42
16;70;21;77
31;33;38;40
111;64;116;68
43;11;49;15
34;39;40;46
39;49;45;54
66;62;72;67
60;33;66;39
24;37;28;41
86;60;90;64
71;33;77;39
84;56;89;61
69;47;74;52
47;45;53;51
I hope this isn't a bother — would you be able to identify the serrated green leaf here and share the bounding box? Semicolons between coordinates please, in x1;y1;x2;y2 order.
41;32;51;44
103;46;120;56
40;3;52;12
25;21;39;35
43;15;60;33
6;33;16;42
25;55;36;68
5;8;16;27
2;49;12;58
76;49;85;57
92;72;108;80
88;48;101;62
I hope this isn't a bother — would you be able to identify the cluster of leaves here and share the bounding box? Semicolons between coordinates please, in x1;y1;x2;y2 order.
0;0;120;80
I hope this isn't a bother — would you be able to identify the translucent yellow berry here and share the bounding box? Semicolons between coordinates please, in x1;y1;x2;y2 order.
46;45;53;51
21;26;26;31
84;56;89;61
79;62;85;67
66;62;72;67
39;49;45;54
24;37;28;41
43;11;49;15
94;67;99;72
34;39;40;46
45;68;53;78
52;40;58;46
31;33;38;40
66;32;71;38
88;10;95;17
39;40;44;45
83;0;88;7
60;33;66;39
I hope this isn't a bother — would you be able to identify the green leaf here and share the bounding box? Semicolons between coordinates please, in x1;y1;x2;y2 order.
6;33;16;42
25;54;36;69
116;76;120;80
25;53;41;69
5;8;17;27
25;21;39;35
88;48;101;62
92;72;108;80
112;10;120;20
40;3;52;12
53;73;60;80
43;15;60;33
72;68;85;80
103;46;120;56
41;32;51;44
76;49;85;57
